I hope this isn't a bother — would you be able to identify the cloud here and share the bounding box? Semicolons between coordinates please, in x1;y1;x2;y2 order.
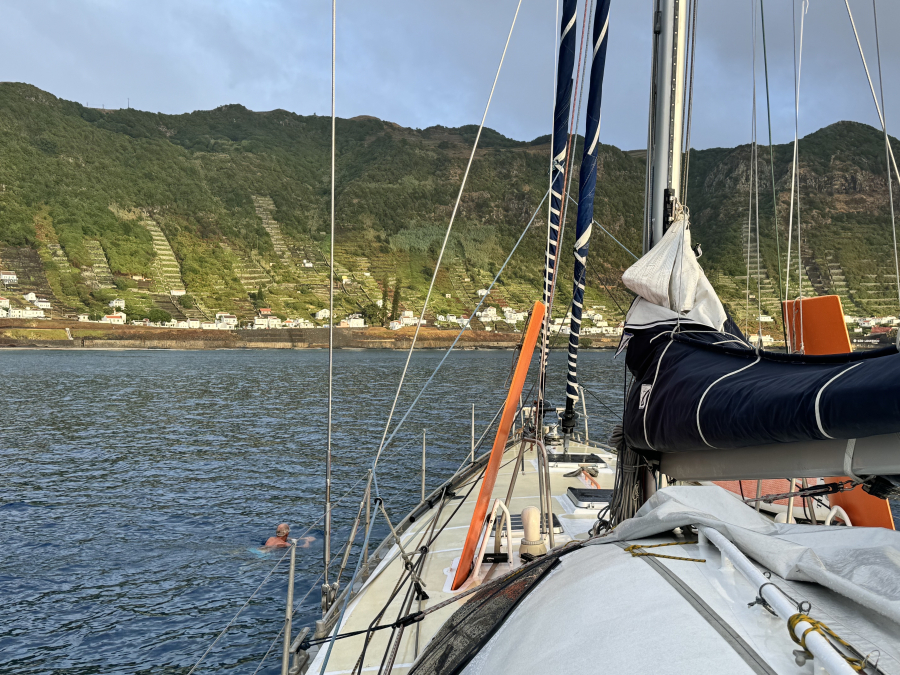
1;0;897;150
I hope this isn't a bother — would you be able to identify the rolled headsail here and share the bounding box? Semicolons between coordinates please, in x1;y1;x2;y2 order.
539;0;578;404
542;0;578;315
565;0;610;406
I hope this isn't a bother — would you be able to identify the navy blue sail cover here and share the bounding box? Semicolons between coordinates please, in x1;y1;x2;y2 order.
623;323;900;453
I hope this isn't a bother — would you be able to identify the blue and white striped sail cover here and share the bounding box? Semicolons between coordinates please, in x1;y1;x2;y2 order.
565;0;611;402
543;0;577;309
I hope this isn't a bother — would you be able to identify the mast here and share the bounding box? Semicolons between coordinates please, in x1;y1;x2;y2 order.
537;0;578;411
648;0;688;249
560;0;611;442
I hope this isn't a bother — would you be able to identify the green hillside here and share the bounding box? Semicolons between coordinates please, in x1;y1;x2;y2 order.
0;83;897;333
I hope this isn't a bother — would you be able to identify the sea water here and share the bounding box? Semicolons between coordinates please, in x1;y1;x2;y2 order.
0;348;625;674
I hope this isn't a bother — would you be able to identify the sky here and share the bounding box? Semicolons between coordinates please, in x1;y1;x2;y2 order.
2;0;898;151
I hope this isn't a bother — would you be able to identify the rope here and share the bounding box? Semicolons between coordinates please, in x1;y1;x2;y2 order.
623;541;706;563
185;546;293;675
250;569;327;675
325;0;337;586
871;1;900;322
784;0;808;354
538;0;594;425
369;0;525;483
758;0;786;314
579;383;622;421
752;0;762;346
680;0;699;206
370;188;549;462
566;194;638;259
787;614;868;671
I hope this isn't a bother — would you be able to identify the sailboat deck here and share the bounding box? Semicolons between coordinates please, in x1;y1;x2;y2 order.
307;440;614;674
307;439;900;675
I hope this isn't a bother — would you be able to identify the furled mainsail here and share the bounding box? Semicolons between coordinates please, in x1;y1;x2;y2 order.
564;0;611;408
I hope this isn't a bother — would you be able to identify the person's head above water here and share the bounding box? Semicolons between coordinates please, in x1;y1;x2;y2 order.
264;523;292;548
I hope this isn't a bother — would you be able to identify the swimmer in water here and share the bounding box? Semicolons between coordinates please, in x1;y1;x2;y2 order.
263;523;316;548
264;523;291;548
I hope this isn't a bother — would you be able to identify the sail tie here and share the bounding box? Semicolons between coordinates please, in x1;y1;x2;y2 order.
624;541;706;564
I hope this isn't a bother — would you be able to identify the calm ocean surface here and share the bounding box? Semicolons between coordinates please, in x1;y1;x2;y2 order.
0;348;625;674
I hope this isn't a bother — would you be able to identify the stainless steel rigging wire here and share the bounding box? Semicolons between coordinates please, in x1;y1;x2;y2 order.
371;189;550;462
872;0;900;320
758;0;786;310
369;0;524;480
325;0;336;590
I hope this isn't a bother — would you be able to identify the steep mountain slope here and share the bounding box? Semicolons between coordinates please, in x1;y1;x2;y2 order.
0;83;897;333
0;83;641;325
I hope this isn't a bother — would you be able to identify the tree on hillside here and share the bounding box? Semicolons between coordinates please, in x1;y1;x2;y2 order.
149;309;172;324
390;277;402;322
380;278;390;326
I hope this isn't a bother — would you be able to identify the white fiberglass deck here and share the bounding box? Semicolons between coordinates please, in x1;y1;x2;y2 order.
306;440;900;675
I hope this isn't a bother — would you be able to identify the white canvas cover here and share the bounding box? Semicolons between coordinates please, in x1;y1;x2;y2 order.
622;214;727;331
591;485;900;625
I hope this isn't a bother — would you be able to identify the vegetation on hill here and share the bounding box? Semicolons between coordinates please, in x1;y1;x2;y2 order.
0;83;897;332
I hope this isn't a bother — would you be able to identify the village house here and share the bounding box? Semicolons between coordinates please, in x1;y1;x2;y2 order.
389;320;402;330
476;307;498;322
34;298;52;310
1;271;18;284
314;308;330;321
254;315;282;329
0;297;8;308
23;292;36;303
77;314;89;322
109;299;126;310
215;313;238;329
346;313;366;328
101;312;126;325
10;307;45;319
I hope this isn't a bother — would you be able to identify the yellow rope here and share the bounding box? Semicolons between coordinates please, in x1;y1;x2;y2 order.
787;613;867;672
624;541;706;563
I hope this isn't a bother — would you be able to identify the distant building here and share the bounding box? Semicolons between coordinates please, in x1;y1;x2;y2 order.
11;307;44;318
400;310;413;319
477;289;489;297
23;292;36;302
258;308;273;316
1;271;18;284
201;322;218;330
215;313;238;329
445;293;452;299
34;298;51;310
389;320;402;330
758;315;773;323
109;299;126;309
77;314;90;322
315;308;330;320
101;312;126;325
346;314;366;328
253;315;282;329
170;289;186;297
749;334;775;345
0;297;8;308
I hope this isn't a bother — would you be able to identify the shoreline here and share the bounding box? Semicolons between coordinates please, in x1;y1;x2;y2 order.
0;319;621;351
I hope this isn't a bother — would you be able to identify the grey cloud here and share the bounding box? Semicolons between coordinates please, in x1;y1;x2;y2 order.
0;0;897;151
